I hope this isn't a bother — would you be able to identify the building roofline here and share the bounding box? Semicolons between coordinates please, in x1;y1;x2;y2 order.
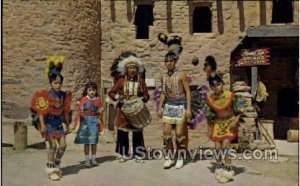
246;25;299;37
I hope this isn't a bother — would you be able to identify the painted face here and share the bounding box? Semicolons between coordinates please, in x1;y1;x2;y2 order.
87;88;96;98
165;59;176;70
51;80;62;91
127;66;138;78
210;82;223;95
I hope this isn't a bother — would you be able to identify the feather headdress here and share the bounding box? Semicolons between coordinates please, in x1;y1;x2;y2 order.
45;55;65;83
158;33;183;60
110;51;146;81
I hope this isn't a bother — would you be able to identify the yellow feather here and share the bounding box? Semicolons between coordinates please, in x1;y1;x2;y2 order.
54;58;60;66
47;56;56;64
58;56;65;63
45;55;65;75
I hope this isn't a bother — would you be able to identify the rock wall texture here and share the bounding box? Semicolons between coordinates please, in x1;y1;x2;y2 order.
3;0;101;118
3;0;299;119
101;1;299;84
100;0;299;121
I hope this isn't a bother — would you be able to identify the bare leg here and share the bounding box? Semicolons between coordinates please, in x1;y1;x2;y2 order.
91;144;98;165
47;137;57;162
183;124;189;148
163;123;175;168
214;141;222;163
163;123;173;137
53;136;67;177
222;139;232;165
163;123;173;154
214;141;225;180
175;124;185;169
84;144;91;167
56;136;67;160
91;144;97;155
175;123;185;157
218;139;234;183
46;137;60;180
84;144;90;155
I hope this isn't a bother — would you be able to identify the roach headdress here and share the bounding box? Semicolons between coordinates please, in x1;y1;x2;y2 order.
158;33;183;61
45;56;65;83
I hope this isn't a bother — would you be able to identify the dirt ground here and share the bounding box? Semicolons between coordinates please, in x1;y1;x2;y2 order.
2;122;299;186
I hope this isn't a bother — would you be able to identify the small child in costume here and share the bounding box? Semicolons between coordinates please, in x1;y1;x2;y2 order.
206;74;244;183
31;56;72;181
74;82;104;167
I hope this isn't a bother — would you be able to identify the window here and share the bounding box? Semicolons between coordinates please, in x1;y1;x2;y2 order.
272;0;293;23
193;6;212;33
134;4;154;39
136;26;149;39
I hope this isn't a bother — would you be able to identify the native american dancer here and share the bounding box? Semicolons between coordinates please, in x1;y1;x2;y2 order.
205;70;245;183
108;51;150;163
156;33;193;169
31;56;71;181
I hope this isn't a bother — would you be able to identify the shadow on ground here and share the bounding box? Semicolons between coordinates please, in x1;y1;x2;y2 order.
27;141;47;150
141;148;246;174
2;141;47;150
62;156;117;176
207;162;246;176
2;143;14;147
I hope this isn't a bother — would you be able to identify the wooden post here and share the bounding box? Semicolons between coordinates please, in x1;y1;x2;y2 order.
251;67;258;95
14;122;27;151
251;67;259;140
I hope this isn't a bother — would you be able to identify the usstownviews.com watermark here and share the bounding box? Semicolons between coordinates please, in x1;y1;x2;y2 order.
127;147;278;161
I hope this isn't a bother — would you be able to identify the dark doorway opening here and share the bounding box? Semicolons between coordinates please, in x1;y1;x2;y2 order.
193;6;212;33
134;4;154;39
272;0;293;23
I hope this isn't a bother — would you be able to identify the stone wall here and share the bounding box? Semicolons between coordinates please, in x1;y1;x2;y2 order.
3;0;299;119
100;0;299;120
101;1;299;84
3;0;101;118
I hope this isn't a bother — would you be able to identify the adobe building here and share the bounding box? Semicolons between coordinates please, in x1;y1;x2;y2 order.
230;25;299;140
3;0;299;140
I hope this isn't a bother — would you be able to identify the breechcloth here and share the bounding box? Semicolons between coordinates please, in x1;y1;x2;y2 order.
162;98;187;125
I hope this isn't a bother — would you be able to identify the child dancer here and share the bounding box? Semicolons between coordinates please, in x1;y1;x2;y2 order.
206;74;244;183
31;56;71;181
74;82;104;167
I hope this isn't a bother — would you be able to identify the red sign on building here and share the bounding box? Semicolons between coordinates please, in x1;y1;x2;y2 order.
235;48;270;67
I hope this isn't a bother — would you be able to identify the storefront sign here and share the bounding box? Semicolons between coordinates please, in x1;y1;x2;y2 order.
235;48;270;67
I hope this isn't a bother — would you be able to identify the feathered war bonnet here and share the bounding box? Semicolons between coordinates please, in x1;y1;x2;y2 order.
158;33;183;62
110;51;146;81
45;55;65;83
